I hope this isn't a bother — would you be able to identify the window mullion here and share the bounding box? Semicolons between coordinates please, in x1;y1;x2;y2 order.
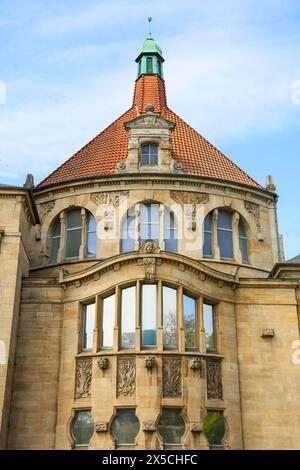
212;209;220;260
178;286;184;352
57;211;66;263
232;211;242;263
93;295;99;353
136;280;141;351
114;285;120;352
160;204;165;250
157;280;163;352
135;204;140;250
79;208;86;260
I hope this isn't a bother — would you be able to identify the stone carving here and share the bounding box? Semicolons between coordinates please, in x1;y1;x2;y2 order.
206;357;223;400
144;356;155;369
75;359;92;399
145;104;155;113
90;190;129;208
170;191;209;217
261;328;275;338
191;423;202;432
139;239;160;254
39;201;55;220
97;357;109;370
143;422;156;432
190;357;203;371
174;161;183;172
163;357;181;397
116;161;126;171
244;201;264;241
117;358;136;397
95;422;108;432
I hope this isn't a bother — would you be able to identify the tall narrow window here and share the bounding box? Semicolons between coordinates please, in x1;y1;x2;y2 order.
121;206;135;253
163;286;178;349
65;209;82;259
141;284;157;347
139;204;160;245
146;57;153;74
111;409;140;446
121;286;136;349
157;60;162;76
138;60;141;76
50;218;61;263
183;294;197;350
87;213;97;256
238;220;248;263
157;409;185;448
203;303;216;352
203;212;213;257
82;302;95;351
203;411;225;448
164;208;177;252
141;143;158;166
71;410;94;447
217;211;233;259
102;294;115;349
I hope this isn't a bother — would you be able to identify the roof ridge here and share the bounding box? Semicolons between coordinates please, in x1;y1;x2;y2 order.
164;106;263;189
38;107;135;186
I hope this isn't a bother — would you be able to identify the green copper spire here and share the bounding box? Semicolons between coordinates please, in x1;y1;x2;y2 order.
136;18;164;79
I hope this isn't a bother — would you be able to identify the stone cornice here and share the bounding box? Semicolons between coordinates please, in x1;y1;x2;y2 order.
58;251;238;289
0;186;40;225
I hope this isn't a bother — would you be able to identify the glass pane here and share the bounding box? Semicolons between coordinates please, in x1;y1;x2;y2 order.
164;210;177;252
217;211;232;230
83;303;95;350
67;209;82;229
140;204;159;244
203;231;212;257
71;410;94;447
239;236;248;263
146;57;153;74
203;303;216;352
111;409;140;446
238;221;246;237
121;286;136;348
163;286;178;349
102;294;115;349
204;212;212;231
218;229;233;259
51;236;60;263
141;284;157;347
52;219;61;237
157;409;185;446
65;228;82;258
121;209;135;253
87;231;97;256
203;411;225;446
183;294;197;349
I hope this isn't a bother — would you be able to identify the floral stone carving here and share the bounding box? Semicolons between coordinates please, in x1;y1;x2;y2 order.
75;359;92;399
206;357;223;400
117;357;136;397
163;357;181;397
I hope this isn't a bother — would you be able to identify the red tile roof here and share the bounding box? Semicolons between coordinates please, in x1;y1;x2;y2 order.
38;75;262;189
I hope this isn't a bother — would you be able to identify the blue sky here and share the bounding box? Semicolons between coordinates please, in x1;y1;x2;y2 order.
0;0;300;259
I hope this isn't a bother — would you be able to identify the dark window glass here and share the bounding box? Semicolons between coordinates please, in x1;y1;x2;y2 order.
157;409;185;447
82;303;95;351
183;294;197;349
238;221;248;263
71;410;94;447
139;203;160;245
65;209;82;259
141;143;158;166
203;411;225;447
163;286;178;349
87;213;97;256
203;303;216;352
102;294;115;349
158;60;162;76
141;284;157;347
120;286;136;349
217;211;233;259
121;206;135;253
203;212;212;257
111;409;140;446
51;219;61;263
164;208;177;252
138;60;141;76
146;57;153;74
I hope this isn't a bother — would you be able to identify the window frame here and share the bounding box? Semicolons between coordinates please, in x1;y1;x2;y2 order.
203;300;217;354
111;407;140;447
140;282;158;349
81;300;96;353
70;408;94;448
140;142;158;166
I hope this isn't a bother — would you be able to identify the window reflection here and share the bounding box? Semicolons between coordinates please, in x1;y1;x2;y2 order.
183;294;197;349
217;211;233;260
121;286;136;348
203;303;216;352
157;409;185;447
141;284;157;347
139;204;160;245
50;219;61;263
111;409;140;446
82;303;95;351
102;294;115;349
65;209;82;259
87;213;97;256
71;410;94;447
163;286;178;349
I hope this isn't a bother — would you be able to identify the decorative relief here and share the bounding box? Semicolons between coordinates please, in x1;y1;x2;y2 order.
261;328;275;338
143;422;156;432
95;422;108;432
244;201;264;241
190;357;203;371
191;423;202;433
170;190;209;217
206;357;223;400
75;359;92;399
90;190;129;208
97;357;109;370
163;357;182;397
144;356;155;369
117;358;136;397
39;201;55;221
139;239;160;254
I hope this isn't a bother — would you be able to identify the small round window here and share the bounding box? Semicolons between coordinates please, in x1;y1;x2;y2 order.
203;410;226;447
157;408;185;447
71;410;94;447
111;409;140;446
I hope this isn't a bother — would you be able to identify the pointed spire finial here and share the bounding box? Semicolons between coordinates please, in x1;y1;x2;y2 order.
148;17;152;37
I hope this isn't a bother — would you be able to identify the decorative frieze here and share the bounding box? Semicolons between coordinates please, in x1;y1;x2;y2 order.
163;357;182;397
75;359;92;399
117;357;136;397
206;357;223;400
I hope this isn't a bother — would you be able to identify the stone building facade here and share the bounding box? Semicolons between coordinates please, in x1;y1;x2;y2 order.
0;33;300;450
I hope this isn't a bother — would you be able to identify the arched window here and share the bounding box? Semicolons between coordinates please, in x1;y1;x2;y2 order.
203;212;213;258
238;220;248;263
120;203;177;253
217;210;233;260
146;57;153;74
140;143;158;166
50;208;97;263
